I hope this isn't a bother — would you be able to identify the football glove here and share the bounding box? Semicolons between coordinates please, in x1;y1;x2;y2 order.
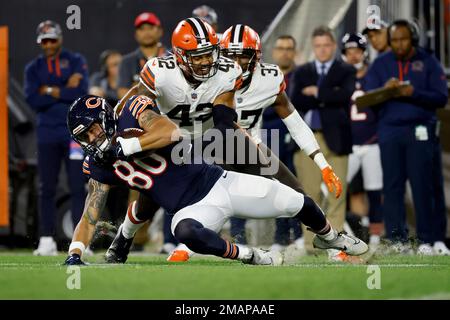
63;253;86;266
321;166;342;198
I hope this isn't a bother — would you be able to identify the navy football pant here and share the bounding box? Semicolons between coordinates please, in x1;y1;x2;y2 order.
37;141;86;236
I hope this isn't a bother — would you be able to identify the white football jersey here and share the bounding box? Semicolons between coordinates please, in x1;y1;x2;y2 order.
140;54;242;138
235;62;285;144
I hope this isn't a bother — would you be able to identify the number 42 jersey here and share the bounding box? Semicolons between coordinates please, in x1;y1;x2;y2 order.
139;55;243;139
83;95;223;214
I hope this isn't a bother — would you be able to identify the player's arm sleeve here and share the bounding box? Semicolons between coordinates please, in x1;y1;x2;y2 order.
68;177;110;255
409;56;448;110
24;63;57;111
139;59;159;97
59;54;89;102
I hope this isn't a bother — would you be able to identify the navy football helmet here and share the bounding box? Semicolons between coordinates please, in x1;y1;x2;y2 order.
67;95;117;162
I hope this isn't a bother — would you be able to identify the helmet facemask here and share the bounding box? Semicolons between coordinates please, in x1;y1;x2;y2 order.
69;100;117;162
177;44;220;81
222;48;258;80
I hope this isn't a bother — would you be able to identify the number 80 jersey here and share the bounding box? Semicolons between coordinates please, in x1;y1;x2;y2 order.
235;62;286;144
140;55;243;139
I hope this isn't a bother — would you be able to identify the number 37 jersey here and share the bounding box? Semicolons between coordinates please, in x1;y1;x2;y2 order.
235;62;286;144
140;55;242;138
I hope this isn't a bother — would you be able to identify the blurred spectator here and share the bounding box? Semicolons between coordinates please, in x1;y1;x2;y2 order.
89;50;122;106
117;12;165;99
192;4;220;35
24;20;88;255
341;33;383;247
262;35;303;251
362;20;390;54
365;19;449;254
289;26;355;261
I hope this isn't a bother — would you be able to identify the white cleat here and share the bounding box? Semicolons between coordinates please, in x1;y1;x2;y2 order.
417;243;434;256
433;241;450;256
244;248;283;266
33;236;58;256
313;231;369;256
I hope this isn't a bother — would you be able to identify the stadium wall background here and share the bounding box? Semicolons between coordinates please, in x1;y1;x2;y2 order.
0;0;286;84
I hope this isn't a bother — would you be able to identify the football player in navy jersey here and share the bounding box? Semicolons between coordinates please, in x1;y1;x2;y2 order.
63;94;368;265
341;33;383;247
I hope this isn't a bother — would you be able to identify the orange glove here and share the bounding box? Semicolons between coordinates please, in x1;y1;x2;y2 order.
321;167;342;198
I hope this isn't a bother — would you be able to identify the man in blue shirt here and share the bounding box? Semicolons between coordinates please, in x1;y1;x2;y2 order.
24;20;89;255
365;19;448;253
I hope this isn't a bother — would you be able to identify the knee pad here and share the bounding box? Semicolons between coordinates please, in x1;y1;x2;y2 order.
274;185;304;217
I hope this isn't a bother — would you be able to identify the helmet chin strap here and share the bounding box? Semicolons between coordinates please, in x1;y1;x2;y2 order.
99;139;110;151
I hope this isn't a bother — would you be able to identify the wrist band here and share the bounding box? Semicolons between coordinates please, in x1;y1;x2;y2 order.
117;137;143;156
69;241;86;256
314;152;329;170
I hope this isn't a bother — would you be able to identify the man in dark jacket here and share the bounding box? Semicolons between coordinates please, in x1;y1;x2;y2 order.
365;20;448;254
24;20;88;255
289;26;355;260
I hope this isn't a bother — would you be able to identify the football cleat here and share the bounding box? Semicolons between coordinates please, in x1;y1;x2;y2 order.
328;249;364;264
105;225;134;263
33;236;58;256
167;250;190;262
243;248;283;266
63;254;86;266
313;231;369;256
417;243;434;256
433;241;450;256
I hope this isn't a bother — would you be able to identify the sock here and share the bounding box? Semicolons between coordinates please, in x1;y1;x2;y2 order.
174;218;240;259
236;244;252;260
294;195;328;232
317;225;337;241
122;201;145;239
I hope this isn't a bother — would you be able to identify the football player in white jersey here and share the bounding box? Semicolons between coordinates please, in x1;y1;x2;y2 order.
220;25;361;261
105;19;344;264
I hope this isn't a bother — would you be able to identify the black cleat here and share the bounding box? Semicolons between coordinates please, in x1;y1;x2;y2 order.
105;225;134;263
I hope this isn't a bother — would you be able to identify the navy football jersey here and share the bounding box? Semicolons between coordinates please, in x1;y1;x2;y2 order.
83;95;223;214
350;76;378;145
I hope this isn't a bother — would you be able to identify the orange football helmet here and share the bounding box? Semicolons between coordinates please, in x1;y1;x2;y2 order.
172;17;220;81
220;24;262;79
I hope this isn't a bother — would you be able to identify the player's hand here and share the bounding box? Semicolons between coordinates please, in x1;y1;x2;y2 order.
66;73;83;88
63;254;85;266
321;166;342;198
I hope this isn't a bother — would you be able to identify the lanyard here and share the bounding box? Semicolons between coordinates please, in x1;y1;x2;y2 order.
46;55;61;77
397;60;410;82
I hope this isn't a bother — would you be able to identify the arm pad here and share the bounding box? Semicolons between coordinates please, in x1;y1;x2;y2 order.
212;104;238;134
282;110;320;155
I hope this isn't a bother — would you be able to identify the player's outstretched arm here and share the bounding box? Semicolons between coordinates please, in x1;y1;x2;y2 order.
273;92;342;198
137;109;181;151
64;179;110;265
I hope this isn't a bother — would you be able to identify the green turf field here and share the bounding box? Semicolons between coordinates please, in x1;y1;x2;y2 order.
1;251;450;300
